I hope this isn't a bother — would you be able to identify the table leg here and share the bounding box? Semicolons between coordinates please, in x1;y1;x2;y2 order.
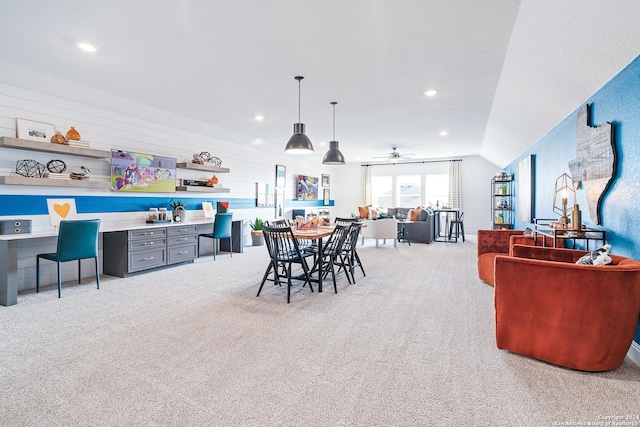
0;240;18;306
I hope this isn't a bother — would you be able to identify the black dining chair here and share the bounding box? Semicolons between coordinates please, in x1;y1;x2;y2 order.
257;225;314;303
448;212;465;242
198;213;233;259
308;224;351;294
336;222;366;284
36;219;101;298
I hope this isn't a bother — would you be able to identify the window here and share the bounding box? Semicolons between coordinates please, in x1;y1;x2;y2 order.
371;176;392;207
425;174;448;207
397;175;421;208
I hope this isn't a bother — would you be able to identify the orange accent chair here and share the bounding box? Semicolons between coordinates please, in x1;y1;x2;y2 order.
494;244;640;371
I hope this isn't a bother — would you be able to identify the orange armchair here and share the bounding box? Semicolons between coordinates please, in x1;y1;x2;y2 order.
494;244;640;371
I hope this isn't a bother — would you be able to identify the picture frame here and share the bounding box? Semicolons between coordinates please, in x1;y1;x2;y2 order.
276;164;286;188
518;154;535;223
16;118;56;143
275;188;285;218
322;173;330;187
323;188;330;206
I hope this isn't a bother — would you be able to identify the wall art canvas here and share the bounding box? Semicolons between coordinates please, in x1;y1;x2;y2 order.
46;198;78;227
256;183;274;206
297;175;319;200
110;150;176;193
518;154;534;223
276;164;286;188
16;118;56;143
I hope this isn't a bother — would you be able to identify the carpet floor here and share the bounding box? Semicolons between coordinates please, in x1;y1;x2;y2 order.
1;238;639;426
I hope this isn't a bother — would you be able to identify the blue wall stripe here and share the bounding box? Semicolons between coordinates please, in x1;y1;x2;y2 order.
0;195;333;216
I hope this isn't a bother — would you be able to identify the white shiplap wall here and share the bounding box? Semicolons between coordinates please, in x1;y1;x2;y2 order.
0;72;334;291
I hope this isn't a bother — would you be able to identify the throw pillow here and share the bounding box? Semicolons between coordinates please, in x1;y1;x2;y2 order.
417;209;429;221
523;227;533;236
368;206;378;219
576;244;613;265
357;205;369;219
408;209;420;221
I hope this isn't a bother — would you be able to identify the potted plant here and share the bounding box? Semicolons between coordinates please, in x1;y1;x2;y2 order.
169;199;187;223
250;217;265;246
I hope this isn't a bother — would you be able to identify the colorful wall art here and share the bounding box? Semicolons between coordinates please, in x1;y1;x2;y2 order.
110;150;176;193
297;175;319;200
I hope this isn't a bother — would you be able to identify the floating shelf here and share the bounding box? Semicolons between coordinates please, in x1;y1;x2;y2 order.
175;185;230;193
0;175;111;189
0;136;111;159
176;162;230;173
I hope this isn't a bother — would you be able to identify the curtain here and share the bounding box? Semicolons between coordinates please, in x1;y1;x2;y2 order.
448;160;461;210
361;165;372;205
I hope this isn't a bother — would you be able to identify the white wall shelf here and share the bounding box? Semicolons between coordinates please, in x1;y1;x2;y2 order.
175;185;230;193
176;162;230;173
0;175;111;189
0;136;111;159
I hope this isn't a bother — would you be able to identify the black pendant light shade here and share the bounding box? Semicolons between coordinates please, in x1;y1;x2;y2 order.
285;76;314;154
322;101;346;165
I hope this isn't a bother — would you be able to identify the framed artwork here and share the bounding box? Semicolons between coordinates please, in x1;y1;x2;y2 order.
46;198;78;228
297;175;319;200
518;154;535;223
110;150;177;192
322;173;330;187
256;182;274;206
276;164;286;188
16;118;56;143
275;188;285;218
323;188;330;206
202;201;214;218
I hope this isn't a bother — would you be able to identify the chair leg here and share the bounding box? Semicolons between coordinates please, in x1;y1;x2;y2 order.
353;251;366;277
57;261;62;298
197;236;201;257
94;257;100;289
78;259;82;284
229;237;232;257
213;239;217;260
257;262;275;297
36;256;41;293
460;223;465;242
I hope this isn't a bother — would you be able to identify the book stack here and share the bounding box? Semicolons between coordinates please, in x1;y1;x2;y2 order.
67;140;90;148
45;172;70;180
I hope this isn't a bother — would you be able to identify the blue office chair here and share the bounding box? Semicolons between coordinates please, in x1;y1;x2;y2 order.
198;213;233;259
36;219;101;298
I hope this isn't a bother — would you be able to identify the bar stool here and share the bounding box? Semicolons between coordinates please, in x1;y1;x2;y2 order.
448;212;465;242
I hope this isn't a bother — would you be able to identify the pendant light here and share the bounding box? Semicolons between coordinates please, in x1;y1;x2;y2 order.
322;101;346;165
285;76;314;154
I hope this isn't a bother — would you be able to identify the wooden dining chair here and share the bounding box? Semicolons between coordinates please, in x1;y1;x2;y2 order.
257;225;313;303
198;213;233;259
36;219;101;298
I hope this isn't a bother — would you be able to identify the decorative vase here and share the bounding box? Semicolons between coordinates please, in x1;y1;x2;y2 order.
173;206;186;223
66;126;81;141
50;131;68;145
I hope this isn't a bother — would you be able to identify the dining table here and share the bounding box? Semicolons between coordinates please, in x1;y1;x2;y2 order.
252;224;336;293
291;225;336;293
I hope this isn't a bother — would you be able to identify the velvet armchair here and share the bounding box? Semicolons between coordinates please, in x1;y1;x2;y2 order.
494;244;640;371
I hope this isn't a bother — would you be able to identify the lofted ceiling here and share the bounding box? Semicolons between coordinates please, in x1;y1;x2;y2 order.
1;0;639;167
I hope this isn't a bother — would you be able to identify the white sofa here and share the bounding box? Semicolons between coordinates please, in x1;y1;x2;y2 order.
360;218;398;248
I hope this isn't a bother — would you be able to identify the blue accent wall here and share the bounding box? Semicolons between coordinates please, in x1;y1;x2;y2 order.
0;195;333;216
504;55;640;349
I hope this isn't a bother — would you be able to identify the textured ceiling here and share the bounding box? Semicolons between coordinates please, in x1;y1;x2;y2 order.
1;1;639;167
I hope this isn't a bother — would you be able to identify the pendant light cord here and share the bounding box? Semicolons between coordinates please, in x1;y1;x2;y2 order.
331;101;338;141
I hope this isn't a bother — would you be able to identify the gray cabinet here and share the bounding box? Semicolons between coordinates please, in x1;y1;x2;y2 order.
103;224;198;277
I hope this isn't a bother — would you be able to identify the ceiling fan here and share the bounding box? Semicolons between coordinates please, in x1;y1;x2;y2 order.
373;147;415;162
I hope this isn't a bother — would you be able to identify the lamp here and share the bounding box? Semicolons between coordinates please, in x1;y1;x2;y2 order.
553;173;576;227
322;101;346;165
285;76;314;154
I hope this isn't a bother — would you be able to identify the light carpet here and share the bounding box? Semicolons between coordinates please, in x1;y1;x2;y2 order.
1;238;639;426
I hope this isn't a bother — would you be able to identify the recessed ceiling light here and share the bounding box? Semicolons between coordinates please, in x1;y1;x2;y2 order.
424;89;437;97
439;130;448;136
254;115;264;121
78;42;96;53
319;141;326;146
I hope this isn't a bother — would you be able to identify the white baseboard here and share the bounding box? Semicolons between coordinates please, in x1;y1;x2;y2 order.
628;340;640;367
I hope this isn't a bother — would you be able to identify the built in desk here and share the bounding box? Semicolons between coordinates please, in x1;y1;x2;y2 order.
0;218;244;306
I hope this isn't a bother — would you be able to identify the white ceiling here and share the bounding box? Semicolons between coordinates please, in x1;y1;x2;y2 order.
1;0;639;167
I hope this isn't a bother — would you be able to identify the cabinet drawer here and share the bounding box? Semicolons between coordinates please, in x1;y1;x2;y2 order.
168;234;197;246
168;225;198;235
129;248;166;272
129;237;166;251
168;243;197;264
129;228;166;240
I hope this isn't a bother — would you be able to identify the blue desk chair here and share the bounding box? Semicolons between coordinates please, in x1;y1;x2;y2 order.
36;219;101;298
198;213;233;259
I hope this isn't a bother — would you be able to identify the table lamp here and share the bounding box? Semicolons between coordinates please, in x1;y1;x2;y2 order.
553;173;576;227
